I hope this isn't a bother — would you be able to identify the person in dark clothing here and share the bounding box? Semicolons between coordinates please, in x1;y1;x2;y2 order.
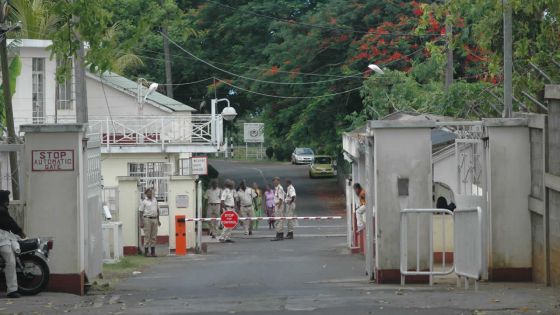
0;190;25;298
436;196;457;212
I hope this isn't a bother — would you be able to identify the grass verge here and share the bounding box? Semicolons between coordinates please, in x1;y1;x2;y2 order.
89;255;162;294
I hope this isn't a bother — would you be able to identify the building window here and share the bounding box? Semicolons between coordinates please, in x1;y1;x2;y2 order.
56;59;73;111
128;162;170;201
32;58;45;123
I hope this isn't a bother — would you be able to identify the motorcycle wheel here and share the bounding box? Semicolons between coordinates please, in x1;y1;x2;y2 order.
17;255;50;295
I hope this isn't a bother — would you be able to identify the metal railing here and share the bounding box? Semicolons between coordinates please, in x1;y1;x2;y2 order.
15;115;224;150
400;208;455;286
454;207;483;290
89;115;221;147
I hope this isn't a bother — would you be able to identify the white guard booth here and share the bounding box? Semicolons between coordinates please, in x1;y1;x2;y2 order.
21;124;103;295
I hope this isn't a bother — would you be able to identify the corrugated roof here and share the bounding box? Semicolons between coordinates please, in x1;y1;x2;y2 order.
92;72;196;112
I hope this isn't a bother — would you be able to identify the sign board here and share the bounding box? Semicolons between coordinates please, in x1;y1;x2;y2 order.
220;210;239;229
243;123;265;143
191;156;208;175
175;195;189;208
32;150;74;171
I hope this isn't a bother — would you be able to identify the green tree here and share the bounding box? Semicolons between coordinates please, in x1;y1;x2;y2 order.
0;56;22;129
9;0;58;39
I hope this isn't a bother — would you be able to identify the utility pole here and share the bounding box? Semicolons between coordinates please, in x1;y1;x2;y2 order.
161;0;173;98
0;1;20;199
503;0;513;118
444;14;453;91
73;14;88;124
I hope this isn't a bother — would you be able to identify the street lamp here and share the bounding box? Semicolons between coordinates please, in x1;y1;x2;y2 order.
211;98;237;121
221;104;237;121
210;98;237;157
137;78;159;116
368;64;384;75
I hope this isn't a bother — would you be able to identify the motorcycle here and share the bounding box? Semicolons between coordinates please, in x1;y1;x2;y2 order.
0;237;52;295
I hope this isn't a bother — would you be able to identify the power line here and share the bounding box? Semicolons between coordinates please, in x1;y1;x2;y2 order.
215;78;362;99
132;47;358;79
206;0;441;37
161;31;363;85
156;76;215;86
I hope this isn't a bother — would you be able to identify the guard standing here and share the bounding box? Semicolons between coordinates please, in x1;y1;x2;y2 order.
237;181;257;235
218;179;236;243
284;179;297;239
139;188;161;257
204;180;222;238
271;177;285;241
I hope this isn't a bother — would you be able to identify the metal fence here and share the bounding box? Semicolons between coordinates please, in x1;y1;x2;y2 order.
400;208;455;286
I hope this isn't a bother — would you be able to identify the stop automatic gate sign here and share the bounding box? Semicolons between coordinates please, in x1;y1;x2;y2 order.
221;210;239;229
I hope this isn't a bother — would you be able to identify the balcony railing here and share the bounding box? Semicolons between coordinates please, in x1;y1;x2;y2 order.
15;114;224;151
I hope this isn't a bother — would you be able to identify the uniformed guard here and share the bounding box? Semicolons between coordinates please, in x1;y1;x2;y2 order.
284;179;297;239
218;179;236;243
237;181;257;235
138;188;161;257
271;177;286;241
204;180;222;238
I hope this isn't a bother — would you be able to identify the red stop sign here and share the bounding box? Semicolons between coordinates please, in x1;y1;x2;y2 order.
221;210;239;229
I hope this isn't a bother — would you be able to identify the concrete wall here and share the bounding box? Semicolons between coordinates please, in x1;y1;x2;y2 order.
545;85;560;287
519;113;548;284
369;121;434;283
117;177;139;253
486;120;532;281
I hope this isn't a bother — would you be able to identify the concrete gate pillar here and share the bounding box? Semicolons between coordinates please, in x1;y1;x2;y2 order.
544;85;560;286
484;118;532;281
21;124;92;295
367;120;434;283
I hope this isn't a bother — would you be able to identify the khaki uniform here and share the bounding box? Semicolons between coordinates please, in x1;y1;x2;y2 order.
285;184;297;233
274;184;286;233
219;188;236;241
139;198;159;247
237;187;257;234
204;188;222;236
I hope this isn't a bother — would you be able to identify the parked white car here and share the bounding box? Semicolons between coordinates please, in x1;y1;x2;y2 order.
291;148;314;164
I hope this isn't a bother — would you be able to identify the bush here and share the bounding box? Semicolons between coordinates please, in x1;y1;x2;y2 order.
265;147;274;159
274;145;292;161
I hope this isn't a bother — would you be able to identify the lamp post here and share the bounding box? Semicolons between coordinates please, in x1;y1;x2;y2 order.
137;78;159;117
368;64;385;75
210;98;237;156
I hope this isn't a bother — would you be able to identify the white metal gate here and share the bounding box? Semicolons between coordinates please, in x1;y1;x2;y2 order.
85;141;103;278
453;126;489;280
400;207;483;289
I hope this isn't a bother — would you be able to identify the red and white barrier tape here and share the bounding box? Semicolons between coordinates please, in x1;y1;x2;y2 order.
183;216;342;222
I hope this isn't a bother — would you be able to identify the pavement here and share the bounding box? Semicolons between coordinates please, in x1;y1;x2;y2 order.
1;160;559;314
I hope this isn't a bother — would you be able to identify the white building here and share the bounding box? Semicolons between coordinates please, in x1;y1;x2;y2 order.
3;39;224;255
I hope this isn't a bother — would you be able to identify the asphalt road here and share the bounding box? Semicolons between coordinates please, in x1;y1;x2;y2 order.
210;159;345;217
3;160;559;314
